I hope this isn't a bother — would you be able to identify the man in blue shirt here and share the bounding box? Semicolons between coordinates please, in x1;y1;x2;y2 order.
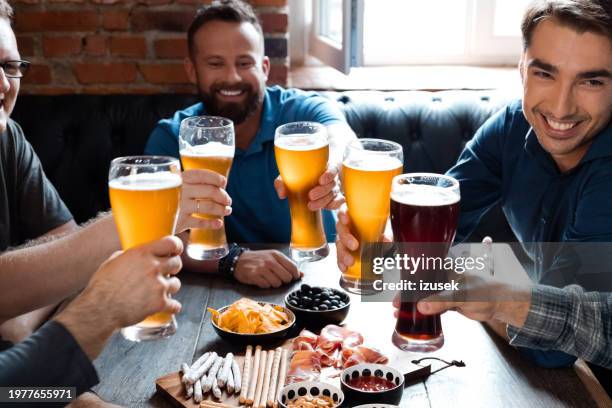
335;0;611;370
145;0;355;288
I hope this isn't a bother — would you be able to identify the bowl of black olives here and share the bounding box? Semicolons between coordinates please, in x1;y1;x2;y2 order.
284;284;351;329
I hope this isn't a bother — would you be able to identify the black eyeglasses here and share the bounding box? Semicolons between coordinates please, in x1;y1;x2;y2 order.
0;60;31;78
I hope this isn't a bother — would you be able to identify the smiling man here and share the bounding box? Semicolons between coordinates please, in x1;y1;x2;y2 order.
145;0;356;288
335;0;611;373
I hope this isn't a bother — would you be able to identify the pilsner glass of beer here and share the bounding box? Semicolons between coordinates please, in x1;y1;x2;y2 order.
274;122;330;262
340;139;403;294
179;116;235;260
108;156;182;342
390;173;460;352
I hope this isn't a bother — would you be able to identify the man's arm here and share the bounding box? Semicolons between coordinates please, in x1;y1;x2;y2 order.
0;219;81;341
418;282;612;369
0;215;119;321
0;320;99;394
505;285;612;369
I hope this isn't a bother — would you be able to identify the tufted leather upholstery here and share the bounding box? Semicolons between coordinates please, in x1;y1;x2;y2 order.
11;90;518;241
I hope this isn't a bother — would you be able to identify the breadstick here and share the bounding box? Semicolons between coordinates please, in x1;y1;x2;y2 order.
217;353;234;388
180;363;193;398
253;351;268;408
239;345;252;402
231;359;241;395
194;379;203;403
259;349;274;408
186;352;218;385
266;348;282;407
246;345;262;405
203;356;224;393
273;349;289;408
227;368;235;394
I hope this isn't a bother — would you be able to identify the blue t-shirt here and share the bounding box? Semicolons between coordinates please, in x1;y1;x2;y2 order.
145;86;346;244
447;100;612;368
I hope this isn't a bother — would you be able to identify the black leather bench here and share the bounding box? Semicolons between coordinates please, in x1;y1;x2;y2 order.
12;90;517;242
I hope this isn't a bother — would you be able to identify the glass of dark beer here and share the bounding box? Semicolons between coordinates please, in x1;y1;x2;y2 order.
390;173;460;352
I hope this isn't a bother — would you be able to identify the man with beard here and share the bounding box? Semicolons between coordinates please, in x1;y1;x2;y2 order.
145;0;356;288
335;0;612;377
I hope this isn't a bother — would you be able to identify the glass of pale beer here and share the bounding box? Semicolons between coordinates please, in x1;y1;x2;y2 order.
340;139;403;294
275;122;330;262
179;116;235;260
108;156;182;341
390;173;460;352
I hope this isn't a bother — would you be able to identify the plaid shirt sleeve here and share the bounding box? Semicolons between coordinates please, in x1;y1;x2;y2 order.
507;284;612;369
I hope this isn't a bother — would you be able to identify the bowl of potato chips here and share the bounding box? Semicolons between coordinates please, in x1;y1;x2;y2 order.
208;298;296;344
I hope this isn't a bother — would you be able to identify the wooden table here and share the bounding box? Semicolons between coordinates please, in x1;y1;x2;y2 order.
93;245;604;408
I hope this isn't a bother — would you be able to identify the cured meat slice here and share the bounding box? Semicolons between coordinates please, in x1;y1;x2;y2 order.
286;350;322;384
342;346;389;368
318;325;364;352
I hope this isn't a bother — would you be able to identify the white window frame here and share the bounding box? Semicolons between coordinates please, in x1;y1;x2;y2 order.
292;0;525;71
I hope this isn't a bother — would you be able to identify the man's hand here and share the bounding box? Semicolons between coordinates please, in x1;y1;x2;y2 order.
335;205;392;272
176;169;232;233
55;236;184;360
234;250;302;288
274;167;344;211
415;276;532;329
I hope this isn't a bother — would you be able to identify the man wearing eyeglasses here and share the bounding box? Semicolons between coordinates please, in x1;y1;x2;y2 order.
0;1;230;406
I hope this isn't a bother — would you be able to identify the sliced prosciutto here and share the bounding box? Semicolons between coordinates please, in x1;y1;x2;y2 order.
286;350;322;384
317;325;364;353
292;329;318;351
289;325;387;374
342;345;389;368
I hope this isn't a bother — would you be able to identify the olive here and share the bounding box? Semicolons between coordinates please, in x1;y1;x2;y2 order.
310;286;322;294
289;299;298;307
319;304;329;311
330;300;339;307
312;306;319;311
301;284;311;292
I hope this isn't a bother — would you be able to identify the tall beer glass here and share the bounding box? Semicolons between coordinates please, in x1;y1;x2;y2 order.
390;173;460;352
108;156;182;341
340;139;403;294
275;122;329;262
179;116;235;260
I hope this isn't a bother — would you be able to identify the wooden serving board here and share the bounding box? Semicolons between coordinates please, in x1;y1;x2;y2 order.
156;346;289;408
155;345;432;408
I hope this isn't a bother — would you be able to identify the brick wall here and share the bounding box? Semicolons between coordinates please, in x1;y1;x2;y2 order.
13;0;289;95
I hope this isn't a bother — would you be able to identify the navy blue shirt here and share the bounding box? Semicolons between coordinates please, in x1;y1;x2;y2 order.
448;99;612;369
448;99;612;289
145;86;346;244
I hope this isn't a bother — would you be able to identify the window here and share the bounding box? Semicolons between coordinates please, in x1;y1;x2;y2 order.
296;0;531;73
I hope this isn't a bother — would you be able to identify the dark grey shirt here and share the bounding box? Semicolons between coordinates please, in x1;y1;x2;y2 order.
0;320;99;398
0;118;72;251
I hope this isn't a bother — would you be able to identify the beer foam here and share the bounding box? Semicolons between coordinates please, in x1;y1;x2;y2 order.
180;141;234;158
109;172;182;190
274;134;329;151
343;156;403;172
391;184;459;207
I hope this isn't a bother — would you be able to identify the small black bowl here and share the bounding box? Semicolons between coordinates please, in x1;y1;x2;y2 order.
278;381;344;408
341;364;404;406
284;286;351;330
210;302;295;345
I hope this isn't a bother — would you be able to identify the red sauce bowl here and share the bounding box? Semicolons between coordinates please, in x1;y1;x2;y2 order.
341;364;404;406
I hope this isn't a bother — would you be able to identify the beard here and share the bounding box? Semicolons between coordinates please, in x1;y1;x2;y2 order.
198;81;262;125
